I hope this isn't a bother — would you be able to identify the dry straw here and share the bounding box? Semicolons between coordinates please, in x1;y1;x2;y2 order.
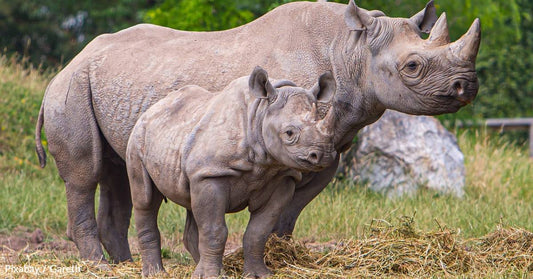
1;218;531;278
224;217;532;278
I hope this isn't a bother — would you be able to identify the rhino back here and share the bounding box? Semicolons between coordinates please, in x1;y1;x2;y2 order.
47;1;347;159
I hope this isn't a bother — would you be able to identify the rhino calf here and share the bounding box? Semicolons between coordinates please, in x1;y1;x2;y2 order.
126;67;337;277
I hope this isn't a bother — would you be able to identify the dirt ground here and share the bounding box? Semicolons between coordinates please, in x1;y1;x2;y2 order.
0;226;328;262
0;227;77;264
0;226;336;278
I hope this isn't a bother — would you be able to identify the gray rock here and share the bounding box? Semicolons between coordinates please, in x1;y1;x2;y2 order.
338;110;465;197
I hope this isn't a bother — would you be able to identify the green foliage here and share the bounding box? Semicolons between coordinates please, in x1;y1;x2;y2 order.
470;0;533;119
0;0;153;66
475;45;533;118
144;0;255;31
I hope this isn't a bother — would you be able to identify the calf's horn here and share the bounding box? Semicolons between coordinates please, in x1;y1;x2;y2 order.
305;103;318;122
428;13;450;45
449;18;481;62
317;106;335;136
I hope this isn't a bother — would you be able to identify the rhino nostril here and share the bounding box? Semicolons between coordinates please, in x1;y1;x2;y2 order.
307;151;322;164
453;81;464;96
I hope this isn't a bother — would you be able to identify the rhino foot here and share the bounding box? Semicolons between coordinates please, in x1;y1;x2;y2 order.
243;263;272;278
141;264;166;277
192;261;224;279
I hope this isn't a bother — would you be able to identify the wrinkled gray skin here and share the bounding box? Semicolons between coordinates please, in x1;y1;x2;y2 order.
127;67;337;277
34;0;481;270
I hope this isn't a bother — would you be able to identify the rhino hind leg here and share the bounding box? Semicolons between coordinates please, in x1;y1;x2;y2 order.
63;180;105;262
45;69;106;262
97;150;133;263
183;209;200;263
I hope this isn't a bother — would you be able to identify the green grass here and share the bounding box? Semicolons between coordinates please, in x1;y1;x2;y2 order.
0;53;531;249
0;55;67;234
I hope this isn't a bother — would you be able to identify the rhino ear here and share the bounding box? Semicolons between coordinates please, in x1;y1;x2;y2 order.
249;66;276;99
410;0;437;34
312;71;336;103
344;0;375;31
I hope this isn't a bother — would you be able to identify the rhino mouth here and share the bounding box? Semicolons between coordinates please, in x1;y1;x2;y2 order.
295;159;327;172
437;94;468;106
294;151;336;172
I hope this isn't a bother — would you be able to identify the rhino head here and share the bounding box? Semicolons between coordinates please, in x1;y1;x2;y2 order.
248;66;338;172
344;0;481;115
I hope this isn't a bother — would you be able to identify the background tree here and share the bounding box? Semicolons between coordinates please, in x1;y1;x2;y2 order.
144;0;255;31
0;0;530;119
0;0;155;66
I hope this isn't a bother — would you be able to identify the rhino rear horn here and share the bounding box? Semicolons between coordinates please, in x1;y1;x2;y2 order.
428;13;450;45
249;66;276;99
410;0;437;34
449;18;481;62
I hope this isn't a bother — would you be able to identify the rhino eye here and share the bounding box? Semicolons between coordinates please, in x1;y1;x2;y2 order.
406;61;418;71
282;126;299;144
399;55;428;85
284;130;296;141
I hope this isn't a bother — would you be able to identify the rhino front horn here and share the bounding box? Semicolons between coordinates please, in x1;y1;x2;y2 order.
450;18;481;62
428;13;450;46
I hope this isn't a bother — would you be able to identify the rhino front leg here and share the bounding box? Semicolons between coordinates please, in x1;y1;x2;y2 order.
243;178;296;278
272;155;339;236
190;179;229;278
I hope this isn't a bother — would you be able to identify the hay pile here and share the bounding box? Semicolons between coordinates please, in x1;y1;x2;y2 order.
1;219;531;278
224;218;533;278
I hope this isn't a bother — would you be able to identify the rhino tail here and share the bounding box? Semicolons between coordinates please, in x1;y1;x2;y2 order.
35;98;47;168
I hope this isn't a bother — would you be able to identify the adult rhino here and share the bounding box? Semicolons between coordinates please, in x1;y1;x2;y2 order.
35;0;480;265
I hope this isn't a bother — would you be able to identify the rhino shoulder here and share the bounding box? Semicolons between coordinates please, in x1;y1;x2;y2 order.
183;99;254;180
